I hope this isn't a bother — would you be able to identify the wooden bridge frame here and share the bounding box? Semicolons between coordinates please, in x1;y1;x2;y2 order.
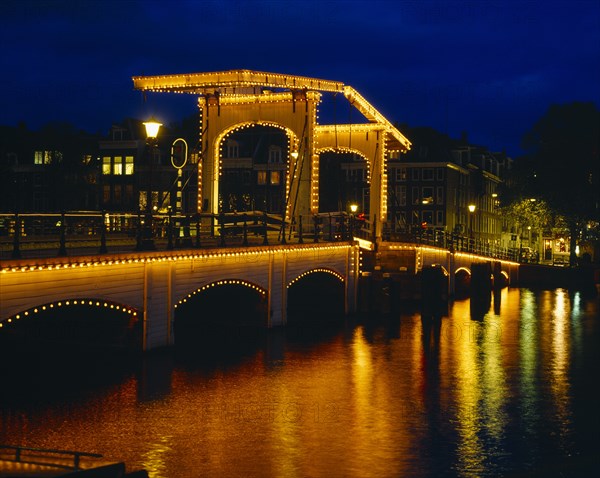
132;69;411;243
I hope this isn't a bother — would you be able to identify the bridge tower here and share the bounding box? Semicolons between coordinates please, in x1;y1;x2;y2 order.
132;70;411;242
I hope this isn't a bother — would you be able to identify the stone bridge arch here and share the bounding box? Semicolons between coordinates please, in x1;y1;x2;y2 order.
0;297;141;349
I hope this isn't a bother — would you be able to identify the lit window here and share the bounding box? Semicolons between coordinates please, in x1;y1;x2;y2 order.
34;151;43;165
102;157;111;175
257;171;267;185
125;156;134;175
270;171;281;185
113;156;123;175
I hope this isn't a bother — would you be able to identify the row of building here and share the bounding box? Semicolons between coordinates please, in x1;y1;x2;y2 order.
0;119;568;262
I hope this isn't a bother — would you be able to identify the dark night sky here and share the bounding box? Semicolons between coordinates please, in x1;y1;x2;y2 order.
1;0;599;157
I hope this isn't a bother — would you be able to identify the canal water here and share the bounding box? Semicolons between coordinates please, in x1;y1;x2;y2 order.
1;287;598;477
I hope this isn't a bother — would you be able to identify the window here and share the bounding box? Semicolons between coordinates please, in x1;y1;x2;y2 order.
422;186;434;204
412;187;420;205
437;187;444;205
423;168;434;180
125;156;134;175
268;147;282;164
399;185;406;206
226;140;239;159
243;170;251;185
34;150;53;165
102;157;111;175
348;168;364;181
270;171;281;185
436;210;444;225
257;171;267;185
113;156;123;175
396;167;407;182
422;210;433;225
113;184;122;202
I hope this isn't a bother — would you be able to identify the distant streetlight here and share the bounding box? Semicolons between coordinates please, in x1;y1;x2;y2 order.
138;118;162;251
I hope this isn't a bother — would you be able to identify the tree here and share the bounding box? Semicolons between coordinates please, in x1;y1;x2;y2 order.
520;102;600;265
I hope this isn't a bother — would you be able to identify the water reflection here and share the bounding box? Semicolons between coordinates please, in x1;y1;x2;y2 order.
1;288;598;477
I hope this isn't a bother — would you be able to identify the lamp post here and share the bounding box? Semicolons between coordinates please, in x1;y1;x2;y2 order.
349;203;358;238
468;203;476;252
138;118;162;251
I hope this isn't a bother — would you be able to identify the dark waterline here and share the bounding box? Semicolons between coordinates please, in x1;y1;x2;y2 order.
1;288;599;477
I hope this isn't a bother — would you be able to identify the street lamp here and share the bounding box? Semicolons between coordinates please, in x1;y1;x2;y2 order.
138;118;162;251
468;203;476;251
349;203;358;238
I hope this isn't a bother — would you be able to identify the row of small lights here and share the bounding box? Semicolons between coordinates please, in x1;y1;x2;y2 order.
0;244;354;275
197;107;204;212
134;72;344;94
0;299;137;330
287;268;345;288
175;279;267;309
384;244;519;267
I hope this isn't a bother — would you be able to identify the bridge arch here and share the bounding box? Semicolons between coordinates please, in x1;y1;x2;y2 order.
173;278;269;346
316;147;371;171
0;298;141;349
454;266;472;298
175;278;268;308
286;268;346;325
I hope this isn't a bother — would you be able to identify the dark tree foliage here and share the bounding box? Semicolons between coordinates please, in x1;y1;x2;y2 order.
520;102;600;264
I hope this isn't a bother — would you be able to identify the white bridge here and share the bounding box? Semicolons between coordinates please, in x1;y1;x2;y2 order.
0;243;358;351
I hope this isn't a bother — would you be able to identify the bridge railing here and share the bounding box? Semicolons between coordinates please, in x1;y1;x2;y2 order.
0;212;519;262
0;211;358;260
384;226;519;262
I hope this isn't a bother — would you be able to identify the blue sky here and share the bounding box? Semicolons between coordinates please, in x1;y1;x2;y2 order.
1;0;599;157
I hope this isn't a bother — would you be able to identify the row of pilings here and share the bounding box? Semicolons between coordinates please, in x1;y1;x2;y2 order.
358;261;509;317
